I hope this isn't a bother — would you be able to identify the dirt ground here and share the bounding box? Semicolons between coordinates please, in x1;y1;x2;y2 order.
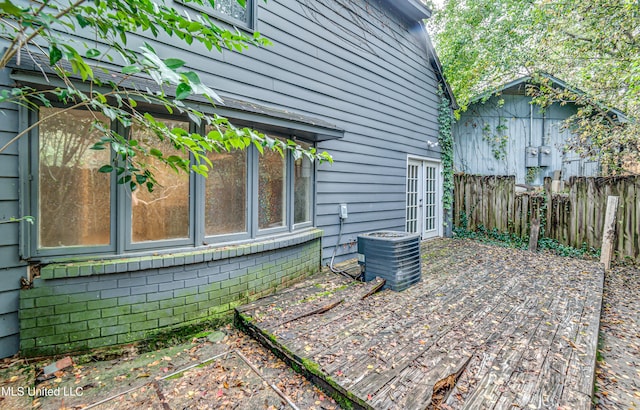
0;325;338;410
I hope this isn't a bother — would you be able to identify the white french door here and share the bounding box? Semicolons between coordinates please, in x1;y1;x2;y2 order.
406;159;442;239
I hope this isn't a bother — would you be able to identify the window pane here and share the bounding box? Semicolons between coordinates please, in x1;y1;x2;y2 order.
205;149;247;236
131;119;190;242
258;148;286;229
38;108;111;248
294;154;313;224
214;0;248;23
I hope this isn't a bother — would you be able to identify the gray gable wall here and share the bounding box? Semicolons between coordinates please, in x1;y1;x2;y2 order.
0;0;443;356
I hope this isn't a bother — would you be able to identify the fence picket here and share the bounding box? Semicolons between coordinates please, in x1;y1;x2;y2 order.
453;174;640;263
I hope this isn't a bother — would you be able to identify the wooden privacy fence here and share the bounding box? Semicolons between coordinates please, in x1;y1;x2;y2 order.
453;174;640;262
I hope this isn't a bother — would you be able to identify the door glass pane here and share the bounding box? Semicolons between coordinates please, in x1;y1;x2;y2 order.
406;163;419;233
294;142;313;224
425;165;437;232
131;119;190;242
205;148;247;236
259;147;286;229
38;107;111;248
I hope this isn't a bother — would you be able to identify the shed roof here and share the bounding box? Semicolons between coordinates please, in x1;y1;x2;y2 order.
472;72;626;121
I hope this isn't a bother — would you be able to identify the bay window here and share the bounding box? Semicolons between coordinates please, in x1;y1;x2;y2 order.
258;147;286;230
130;120;191;243
38;108;111;248
205;148;248;237
24;106;315;259
294;142;313;225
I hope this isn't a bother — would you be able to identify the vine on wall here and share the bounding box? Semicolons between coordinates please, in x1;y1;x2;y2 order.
437;86;454;213
481;117;509;161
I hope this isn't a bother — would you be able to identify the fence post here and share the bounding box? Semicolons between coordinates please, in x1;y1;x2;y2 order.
600;196;619;271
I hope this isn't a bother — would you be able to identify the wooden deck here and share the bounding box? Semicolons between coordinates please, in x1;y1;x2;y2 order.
236;238;604;409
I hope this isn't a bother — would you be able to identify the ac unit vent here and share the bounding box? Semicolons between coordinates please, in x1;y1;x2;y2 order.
357;231;422;292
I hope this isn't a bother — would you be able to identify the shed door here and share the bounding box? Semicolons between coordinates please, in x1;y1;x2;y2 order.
406;159;441;239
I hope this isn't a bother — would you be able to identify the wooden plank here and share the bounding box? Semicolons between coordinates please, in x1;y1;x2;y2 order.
528;218;540;252
560;266;604;401
237;238;603;410
600;195;619;271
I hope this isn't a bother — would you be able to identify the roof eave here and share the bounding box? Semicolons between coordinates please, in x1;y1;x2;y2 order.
381;0;431;21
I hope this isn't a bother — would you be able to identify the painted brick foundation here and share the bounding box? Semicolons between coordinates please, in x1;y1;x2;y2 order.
19;231;321;356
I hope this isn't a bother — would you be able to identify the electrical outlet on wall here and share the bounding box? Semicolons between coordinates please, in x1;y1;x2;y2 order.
339;203;348;219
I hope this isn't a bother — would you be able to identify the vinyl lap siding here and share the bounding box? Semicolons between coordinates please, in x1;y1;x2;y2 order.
0;68;25;358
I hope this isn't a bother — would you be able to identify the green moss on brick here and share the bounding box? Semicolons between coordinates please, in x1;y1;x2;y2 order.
36;333;69;346
174;287;197;298
208;303;230;316
131;301;159;314
173;304;198;316
20;318;37;329
159;297;185;309
185;293;208;305
69;328;101;341
117;331;147;344
117;312;147;325
36;314;70;327
21;325;55;339
18;234;322;356
159;315;183;327
131;320;158;332
20;338;35;350
55;302;87;314
102;305;131;317
88;316;117;328
87;336;118;349
87;298;117;310
70;310;100;322
101;324;130;336
147;308;174;320
36;295;69;307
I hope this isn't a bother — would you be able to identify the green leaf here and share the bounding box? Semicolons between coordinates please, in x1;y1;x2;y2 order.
98;165;113;173
164;58;186;70
122;65;141;75
75;14;90;28
175;83;192;100
86;48;100;58
182;71;200;84
49;45;62;65
0;1;22;16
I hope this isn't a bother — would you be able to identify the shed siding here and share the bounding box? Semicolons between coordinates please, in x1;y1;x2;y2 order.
454;94;597;185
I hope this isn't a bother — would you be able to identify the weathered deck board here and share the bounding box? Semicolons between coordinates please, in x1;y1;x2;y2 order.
236;238;604;409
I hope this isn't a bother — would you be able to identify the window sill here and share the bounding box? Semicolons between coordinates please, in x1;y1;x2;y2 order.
39;228;322;280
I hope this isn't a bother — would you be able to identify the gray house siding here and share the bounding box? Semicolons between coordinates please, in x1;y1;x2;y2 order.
454;90;600;185
0;68;25;358
0;0;444;357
